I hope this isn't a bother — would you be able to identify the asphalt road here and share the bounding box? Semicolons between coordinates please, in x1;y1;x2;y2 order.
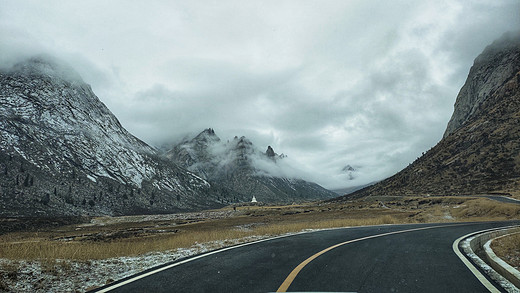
481;195;520;205
92;221;519;293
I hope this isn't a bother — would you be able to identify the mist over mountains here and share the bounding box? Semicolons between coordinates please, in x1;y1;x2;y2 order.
0;57;336;216
2;30;520;217
0;56;225;216
2;1;519;194
338;31;520;199
165;128;337;203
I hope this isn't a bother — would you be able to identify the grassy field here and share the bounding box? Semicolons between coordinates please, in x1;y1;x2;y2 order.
0;196;519;261
491;231;520;269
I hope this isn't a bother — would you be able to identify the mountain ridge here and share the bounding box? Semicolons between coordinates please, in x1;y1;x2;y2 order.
0;57;337;216
165;128;338;203
0;56;222;216
444;31;520;137
337;32;520;200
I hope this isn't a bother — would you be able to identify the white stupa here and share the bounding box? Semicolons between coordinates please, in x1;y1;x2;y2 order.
251;195;257;203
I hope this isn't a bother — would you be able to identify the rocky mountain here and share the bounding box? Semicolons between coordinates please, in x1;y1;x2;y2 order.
444;31;520;137
0;56;223;216
166;128;338;203
337;31;520;199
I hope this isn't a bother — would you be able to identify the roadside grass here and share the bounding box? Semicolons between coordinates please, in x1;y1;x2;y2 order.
450;198;520;219
491;231;520;269
0;205;411;261
0;196;518;261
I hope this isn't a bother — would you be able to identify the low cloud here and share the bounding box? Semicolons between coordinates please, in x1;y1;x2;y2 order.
1;0;519;190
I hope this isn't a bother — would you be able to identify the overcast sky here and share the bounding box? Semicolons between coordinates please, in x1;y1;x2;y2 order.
1;0;519;190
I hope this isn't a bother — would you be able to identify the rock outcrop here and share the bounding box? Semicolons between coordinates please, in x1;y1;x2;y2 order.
444;31;520;137
0;56;222;216
166;129;338;203
337;32;520;199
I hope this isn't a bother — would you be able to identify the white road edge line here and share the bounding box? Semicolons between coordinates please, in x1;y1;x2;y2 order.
92;232;298;292
452;225;520;293
499;196;520;203
92;223;412;292
93;222;509;292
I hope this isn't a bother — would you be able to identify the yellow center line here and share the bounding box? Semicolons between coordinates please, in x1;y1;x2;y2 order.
276;224;464;292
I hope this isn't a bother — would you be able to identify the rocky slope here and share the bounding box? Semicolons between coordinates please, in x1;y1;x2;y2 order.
444;31;520;137
338;32;520;199
166;128;338;203
0;56;222;216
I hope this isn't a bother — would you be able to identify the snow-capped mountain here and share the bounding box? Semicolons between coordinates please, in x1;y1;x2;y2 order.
0;56;221;216
166;128;338;203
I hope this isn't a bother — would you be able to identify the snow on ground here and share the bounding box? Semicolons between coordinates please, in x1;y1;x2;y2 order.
0;234;275;293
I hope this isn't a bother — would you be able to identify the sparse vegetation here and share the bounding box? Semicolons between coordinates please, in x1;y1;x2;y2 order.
0;196;518;292
491;231;520;269
0;196;518;261
0;210;407;261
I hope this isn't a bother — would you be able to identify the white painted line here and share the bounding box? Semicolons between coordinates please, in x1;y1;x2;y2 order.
452;225;520;293
93;224;416;292
276;224;466;292
92;232;297;292
93;222;512;292
499;196;520;203
94;224;385;292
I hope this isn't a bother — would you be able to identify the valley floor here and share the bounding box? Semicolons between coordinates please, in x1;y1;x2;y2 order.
0;195;519;292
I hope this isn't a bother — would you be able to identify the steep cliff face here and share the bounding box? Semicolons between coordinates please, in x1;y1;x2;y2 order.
444;31;520;137
166;129;338;203
0;56;221;216
337;32;520;199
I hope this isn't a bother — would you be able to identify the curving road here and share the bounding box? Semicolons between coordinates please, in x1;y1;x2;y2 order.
480;195;520;205
91;221;519;293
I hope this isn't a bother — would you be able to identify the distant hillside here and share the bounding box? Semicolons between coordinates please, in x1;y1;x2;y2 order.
0;56;223;216
337;32;520;199
332;182;376;195
165;128;338;203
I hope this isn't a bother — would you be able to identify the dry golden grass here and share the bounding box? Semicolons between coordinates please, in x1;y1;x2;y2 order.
0;196;518;261
491;231;520;269
450;198;520;220
0;214;407;261
0;205;411;261
1;230;244;260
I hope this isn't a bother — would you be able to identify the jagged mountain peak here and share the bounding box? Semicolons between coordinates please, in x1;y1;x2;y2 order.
167;128;337;203
266;146;276;158
9;55;84;84
197;128;217;138
193;128;220;144
475;31;520;64
265;145;286;161
340;33;520;199
233;136;253;150
342;165;355;172
443;31;520;137
0;56;219;216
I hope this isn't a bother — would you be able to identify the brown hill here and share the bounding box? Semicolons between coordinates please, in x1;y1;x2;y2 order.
339;32;520;199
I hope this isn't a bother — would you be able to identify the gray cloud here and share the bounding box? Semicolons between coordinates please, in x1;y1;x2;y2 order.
1;0;519;190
